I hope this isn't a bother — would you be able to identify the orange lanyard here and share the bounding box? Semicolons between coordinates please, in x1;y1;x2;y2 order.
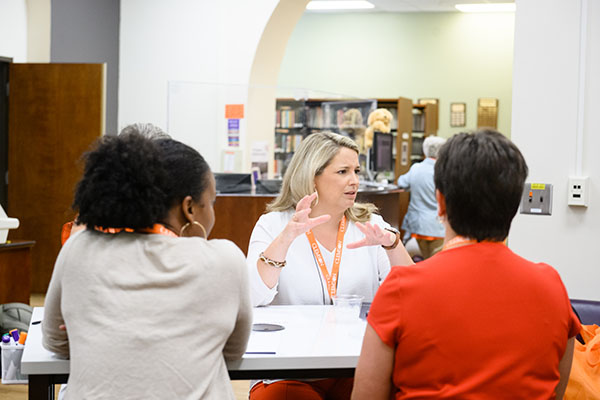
442;235;477;251
94;224;178;238
305;215;347;299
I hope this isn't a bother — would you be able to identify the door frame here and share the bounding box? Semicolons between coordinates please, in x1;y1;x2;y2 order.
0;56;12;210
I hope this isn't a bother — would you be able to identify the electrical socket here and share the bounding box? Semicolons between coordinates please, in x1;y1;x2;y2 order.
568;176;589;207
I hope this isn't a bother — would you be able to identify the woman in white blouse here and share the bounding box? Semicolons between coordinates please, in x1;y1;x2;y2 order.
247;132;413;400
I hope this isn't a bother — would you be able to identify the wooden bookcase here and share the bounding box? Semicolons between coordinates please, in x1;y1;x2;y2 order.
410;102;438;166
274;98;325;177
274;98;375;177
374;98;438;179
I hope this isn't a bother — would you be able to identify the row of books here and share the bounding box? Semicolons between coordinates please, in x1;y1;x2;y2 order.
384;107;399;130
275;106;327;129
412;109;426;132
274;133;304;153
306;106;324;128
273;153;295;178
277;105;402;131
275;108;304;129
276;102;418;137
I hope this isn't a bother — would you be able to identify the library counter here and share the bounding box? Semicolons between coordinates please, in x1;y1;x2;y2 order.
210;188;408;254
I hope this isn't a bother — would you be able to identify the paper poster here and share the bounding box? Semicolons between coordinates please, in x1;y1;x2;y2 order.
251;141;269;179
222;150;236;172
227;118;240;147
225;104;244;119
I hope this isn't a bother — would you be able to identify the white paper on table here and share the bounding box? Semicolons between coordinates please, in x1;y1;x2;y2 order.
245;330;283;354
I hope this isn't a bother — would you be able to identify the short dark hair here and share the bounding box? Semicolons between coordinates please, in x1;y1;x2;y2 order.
73;133;211;229
434;129;528;241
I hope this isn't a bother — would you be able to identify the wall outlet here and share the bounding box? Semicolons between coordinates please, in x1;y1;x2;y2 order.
520;183;553;215
568;176;589;207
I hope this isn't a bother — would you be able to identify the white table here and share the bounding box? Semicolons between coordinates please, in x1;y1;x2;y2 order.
22;305;367;399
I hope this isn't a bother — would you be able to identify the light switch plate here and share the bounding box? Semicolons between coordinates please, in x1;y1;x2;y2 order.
520;183;553;215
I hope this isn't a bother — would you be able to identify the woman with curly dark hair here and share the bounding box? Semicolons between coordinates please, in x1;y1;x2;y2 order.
42;132;252;399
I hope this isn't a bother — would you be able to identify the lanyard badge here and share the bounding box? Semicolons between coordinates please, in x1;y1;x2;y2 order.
306;215;347;299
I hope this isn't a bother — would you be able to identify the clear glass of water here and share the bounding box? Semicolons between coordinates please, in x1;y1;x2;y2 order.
332;294;364;322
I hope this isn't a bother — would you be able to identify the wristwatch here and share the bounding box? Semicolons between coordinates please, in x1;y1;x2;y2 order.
382;227;401;250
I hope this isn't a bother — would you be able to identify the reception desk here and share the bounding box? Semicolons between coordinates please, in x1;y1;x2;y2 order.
209;188;408;254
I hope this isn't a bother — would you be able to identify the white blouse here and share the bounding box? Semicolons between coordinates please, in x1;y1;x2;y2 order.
247;209;392;306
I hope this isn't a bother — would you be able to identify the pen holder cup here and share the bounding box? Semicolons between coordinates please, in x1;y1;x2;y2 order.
332;294;364;322
1;343;28;384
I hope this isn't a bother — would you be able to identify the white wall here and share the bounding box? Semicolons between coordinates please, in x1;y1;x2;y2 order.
277;12;515;138
51;0;119;134
26;0;51;62
510;0;600;300
119;0;280;171
0;0;28;62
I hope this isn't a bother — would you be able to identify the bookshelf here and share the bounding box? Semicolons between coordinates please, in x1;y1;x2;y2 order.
274;98;375;177
409;102;438;167
273;99;318;177
372;98;437;178
273;97;437;179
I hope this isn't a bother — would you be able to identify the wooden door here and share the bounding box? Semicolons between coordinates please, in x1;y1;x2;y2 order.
8;63;105;293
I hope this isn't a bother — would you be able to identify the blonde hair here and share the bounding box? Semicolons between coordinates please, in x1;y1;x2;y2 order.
267;132;377;223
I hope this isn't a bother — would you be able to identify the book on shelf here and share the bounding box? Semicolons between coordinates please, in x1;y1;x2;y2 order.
389;107;398;130
275;107;304;129
412;109;425;132
307;106;324;129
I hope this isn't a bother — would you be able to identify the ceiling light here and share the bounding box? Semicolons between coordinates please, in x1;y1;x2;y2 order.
455;3;516;13
306;1;375;11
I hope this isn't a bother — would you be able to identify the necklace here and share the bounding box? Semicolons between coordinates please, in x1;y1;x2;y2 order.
94;224;178;238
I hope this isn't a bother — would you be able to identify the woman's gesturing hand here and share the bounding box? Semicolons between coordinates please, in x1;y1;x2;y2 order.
284;192;331;238
347;222;395;249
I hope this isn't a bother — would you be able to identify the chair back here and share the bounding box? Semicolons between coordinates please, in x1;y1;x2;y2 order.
571;299;600;325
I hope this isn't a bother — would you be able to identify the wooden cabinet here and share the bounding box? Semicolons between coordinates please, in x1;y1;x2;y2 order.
410;102;438;165
0;240;34;304
373;98;439;179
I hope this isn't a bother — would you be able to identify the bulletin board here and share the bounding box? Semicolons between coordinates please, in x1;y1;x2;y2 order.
477;98;498;129
450;102;466;127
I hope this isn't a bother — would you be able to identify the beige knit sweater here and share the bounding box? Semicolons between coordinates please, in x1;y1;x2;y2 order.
43;230;252;399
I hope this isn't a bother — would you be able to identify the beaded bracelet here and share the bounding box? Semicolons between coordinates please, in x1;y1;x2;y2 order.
259;252;287;268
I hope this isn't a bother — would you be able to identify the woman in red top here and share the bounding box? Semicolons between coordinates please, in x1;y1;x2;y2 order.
352;129;580;400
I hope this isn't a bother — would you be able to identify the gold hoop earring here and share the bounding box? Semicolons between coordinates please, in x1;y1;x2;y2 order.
180;221;207;239
313;189;319;207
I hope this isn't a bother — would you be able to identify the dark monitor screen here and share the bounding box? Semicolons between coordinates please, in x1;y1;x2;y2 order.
214;173;252;193
371;132;394;172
